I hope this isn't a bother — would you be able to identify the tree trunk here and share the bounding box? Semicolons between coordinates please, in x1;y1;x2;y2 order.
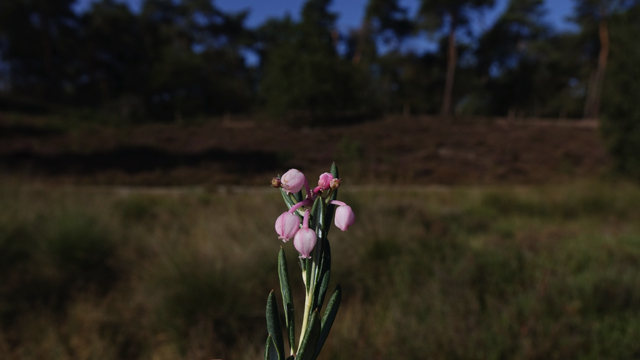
585;17;609;119
441;15;457;116
352;20;370;65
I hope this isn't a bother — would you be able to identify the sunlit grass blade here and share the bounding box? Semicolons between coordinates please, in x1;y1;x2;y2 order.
296;310;321;360
278;248;295;352
266;291;285;360
312;285;341;360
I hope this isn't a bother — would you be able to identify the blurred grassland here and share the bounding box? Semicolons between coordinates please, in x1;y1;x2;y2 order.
1;181;640;359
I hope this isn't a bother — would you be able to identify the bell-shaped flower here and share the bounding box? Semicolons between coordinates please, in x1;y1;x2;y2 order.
317;172;333;191
281;169;305;194
334;205;355;231
293;209;316;258
275;212;300;242
294;227;316;259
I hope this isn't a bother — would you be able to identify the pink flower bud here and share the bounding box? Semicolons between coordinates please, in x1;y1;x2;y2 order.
330;178;340;190
281;169;305;194
271;177;282;188
334;205;355;231
275;212;300;242
294;228;316;259
317;172;333;191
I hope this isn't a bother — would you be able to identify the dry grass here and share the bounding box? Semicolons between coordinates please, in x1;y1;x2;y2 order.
1;180;640;359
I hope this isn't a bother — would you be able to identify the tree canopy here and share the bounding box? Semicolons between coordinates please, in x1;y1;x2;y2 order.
0;0;638;125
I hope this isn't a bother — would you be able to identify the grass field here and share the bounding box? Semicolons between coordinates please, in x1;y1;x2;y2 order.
1;180;640;359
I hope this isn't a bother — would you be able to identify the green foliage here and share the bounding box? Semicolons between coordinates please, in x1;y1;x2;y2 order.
1;0;639;121
259;0;371;123
601;4;640;179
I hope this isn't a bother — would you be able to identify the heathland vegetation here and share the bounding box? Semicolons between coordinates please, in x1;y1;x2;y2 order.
1;181;640;359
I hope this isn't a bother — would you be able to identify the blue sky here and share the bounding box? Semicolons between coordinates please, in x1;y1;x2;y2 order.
74;0;577;32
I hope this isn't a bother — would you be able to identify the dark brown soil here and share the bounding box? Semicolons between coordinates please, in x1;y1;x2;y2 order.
0;114;612;186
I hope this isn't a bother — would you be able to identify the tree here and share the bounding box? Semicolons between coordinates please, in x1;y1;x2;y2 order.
600;3;640;178
349;0;413;64
0;0;82;103
259;0;369;122
79;0;148;112
417;0;495;116
139;0;253;120
473;0;568;117
573;0;638;119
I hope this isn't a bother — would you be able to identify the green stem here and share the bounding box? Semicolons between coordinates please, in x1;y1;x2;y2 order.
298;285;313;350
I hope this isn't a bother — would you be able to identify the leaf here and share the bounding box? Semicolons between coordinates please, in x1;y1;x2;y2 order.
296;310;321;360
266;291;285;360
309;198;326;312
280;189;303;220
330;162;339;180
314;196;325;236
264;335;279;360
312;285;342;360
314;238;331;310
314;269;330;313
278;248;295;351
309;196;322;231
326;163;339;230
280;188;296;209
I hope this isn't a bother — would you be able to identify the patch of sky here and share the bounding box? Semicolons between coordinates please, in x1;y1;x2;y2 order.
71;0;579;66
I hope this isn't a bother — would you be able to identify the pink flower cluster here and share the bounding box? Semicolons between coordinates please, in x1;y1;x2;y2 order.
273;169;355;258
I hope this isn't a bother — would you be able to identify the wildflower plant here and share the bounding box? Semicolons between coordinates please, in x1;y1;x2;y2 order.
265;163;354;360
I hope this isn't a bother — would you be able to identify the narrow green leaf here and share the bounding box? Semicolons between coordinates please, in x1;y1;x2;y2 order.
280;188;296;209
330;162;339;179
319;237;331;278
278;248;295;351
314;269;330;312
312;285;342;360
326;163;339;230
314;237;331;310
314;196;325;239
296;310;321;360
294;190;303;202
309;196;322;230
309;198;325;313
265;335;280;360
266;291;285;360
264;335;270;360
